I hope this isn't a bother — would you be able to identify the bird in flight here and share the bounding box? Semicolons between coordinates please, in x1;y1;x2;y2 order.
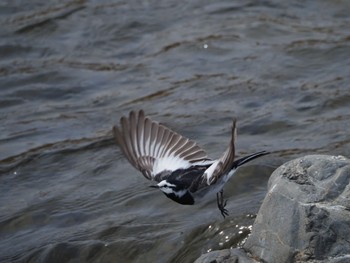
113;110;269;217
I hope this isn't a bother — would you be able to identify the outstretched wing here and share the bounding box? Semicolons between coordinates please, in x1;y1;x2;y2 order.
202;118;237;185
113;110;211;181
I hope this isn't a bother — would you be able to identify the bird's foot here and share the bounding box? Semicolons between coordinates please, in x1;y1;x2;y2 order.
217;190;229;218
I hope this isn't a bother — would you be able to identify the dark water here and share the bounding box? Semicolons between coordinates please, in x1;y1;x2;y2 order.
1;0;350;262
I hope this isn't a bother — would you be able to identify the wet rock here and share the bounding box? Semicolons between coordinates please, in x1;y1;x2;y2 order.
196;155;350;263
194;248;255;263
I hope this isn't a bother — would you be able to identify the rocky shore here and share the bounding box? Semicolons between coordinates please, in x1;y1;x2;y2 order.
195;155;350;263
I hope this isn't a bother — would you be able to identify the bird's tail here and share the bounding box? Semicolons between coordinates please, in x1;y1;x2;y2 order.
232;151;270;168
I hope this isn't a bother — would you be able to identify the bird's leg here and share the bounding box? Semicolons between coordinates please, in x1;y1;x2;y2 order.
216;190;228;218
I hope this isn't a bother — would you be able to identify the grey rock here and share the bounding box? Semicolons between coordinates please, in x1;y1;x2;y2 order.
244;155;350;263
196;155;350;263
194;248;256;263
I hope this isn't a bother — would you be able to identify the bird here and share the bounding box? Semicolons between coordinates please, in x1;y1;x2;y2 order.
113;110;269;217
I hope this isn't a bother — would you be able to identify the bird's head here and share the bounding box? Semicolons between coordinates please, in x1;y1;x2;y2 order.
150;180;181;195
150;180;194;205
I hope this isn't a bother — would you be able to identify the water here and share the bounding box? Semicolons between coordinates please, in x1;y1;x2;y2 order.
1;0;350;262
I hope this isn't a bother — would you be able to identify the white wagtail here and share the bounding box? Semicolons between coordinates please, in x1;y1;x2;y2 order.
113;110;269;217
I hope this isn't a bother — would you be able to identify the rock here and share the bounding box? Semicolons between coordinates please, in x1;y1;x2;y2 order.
244;155;350;263
194;248;255;263
196;155;350;263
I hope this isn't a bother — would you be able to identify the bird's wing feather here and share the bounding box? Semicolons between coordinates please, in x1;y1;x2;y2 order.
202;118;237;185
113;110;210;181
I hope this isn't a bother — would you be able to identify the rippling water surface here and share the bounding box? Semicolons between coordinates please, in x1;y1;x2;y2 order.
1;0;350;262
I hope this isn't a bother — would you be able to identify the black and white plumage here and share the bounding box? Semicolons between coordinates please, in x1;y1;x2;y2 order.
113;110;269;217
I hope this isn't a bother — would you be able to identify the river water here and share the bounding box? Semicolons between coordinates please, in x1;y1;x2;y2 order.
1;0;349;262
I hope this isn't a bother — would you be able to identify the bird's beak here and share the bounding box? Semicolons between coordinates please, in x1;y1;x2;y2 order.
149;185;159;189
